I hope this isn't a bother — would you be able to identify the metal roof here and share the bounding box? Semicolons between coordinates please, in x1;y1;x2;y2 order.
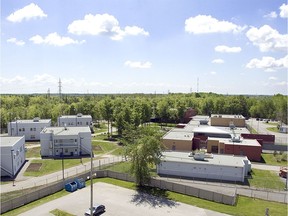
0;136;24;147
41;126;91;136
160;151;248;167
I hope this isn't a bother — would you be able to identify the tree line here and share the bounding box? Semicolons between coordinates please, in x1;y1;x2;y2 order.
1;93;287;134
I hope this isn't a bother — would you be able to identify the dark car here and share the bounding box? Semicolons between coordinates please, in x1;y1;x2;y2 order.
85;204;105;216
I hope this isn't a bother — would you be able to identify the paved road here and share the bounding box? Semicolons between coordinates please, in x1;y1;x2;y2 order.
18;182;230;216
246;119;287;145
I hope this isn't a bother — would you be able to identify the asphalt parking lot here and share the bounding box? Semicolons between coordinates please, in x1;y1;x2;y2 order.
18;182;230;216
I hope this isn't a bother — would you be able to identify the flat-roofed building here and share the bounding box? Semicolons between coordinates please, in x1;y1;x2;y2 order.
161;129;193;151
210;114;245;127
1;136;26;177
207;137;262;161
40;126;91;158
157;151;251;182
7;118;51;141
57;113;92;127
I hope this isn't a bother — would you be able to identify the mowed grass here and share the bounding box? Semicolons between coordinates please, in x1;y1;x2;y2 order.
50;209;75;216
262;153;288;166
24;159;84;177
248;169;285;190
24;140;122;177
2;178;287;216
266;127;280;133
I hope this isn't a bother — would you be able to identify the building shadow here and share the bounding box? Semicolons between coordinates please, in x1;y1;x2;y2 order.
130;186;179;208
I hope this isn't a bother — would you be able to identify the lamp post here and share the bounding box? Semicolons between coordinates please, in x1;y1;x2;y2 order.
90;141;93;216
11;149;15;185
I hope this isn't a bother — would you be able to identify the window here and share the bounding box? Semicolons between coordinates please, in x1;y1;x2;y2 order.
22;128;25;131
65;149;68;153
86;122;89;125
30;128;33;131
33;128;36;131
19;128;22;132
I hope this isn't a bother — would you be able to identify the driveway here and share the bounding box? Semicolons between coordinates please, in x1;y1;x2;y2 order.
18;182;230;216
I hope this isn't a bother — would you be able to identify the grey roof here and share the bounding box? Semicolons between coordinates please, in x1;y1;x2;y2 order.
208;137;261;147
211;114;245;119
41;126;91;136
162;129;193;141
59;115;92;119
0;136;24;147
192;126;231;135
161;151;248;167
13;119;51;124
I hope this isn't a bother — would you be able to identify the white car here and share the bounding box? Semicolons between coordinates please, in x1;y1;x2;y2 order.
85;204;105;215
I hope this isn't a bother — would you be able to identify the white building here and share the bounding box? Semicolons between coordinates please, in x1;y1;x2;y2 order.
1;136;26;177
279;125;288;133
7;118;51;141
157;151;251;182
57;113;92;127
40;126;92;158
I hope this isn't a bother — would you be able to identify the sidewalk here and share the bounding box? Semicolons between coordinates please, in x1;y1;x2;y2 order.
1;154;123;193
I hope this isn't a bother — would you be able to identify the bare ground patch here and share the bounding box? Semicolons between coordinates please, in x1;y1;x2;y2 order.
26;163;42;172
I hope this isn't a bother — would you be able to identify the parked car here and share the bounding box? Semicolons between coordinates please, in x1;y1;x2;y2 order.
85;204;105;215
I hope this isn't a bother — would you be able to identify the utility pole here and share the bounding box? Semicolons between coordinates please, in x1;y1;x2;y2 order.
58;78;62;100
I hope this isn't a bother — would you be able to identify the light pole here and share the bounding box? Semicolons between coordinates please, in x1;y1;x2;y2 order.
90;142;93;216
11;149;15;185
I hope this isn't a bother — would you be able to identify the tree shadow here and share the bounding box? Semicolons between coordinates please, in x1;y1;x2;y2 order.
130;186;179;208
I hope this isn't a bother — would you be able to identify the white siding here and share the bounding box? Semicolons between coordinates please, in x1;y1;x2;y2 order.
1;136;26;177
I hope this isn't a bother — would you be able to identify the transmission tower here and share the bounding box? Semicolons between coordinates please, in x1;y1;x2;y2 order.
58;78;62;99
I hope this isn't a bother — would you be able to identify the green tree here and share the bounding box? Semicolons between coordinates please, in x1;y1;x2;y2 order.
125;127;163;186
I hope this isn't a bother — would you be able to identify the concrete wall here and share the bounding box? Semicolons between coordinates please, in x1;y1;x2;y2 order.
1;170;237;214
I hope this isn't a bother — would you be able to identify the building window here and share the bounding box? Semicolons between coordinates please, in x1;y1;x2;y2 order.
86;122;89;125
20;146;23;152
19;128;22;132
65;149;68;153
22;128;25;131
30;128;33;131
34;128;36;131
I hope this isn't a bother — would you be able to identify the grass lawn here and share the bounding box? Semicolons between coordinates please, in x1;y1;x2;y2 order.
262;153;288;166
50;209;75;216
266;127;280;133
26;146;41;158
24;159;85;177
3;178;286;216
248;169;285;190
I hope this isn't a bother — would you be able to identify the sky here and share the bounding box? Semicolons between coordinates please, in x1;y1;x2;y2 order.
1;0;287;95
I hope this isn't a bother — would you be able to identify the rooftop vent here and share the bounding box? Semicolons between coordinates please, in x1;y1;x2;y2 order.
193;152;205;161
231;136;241;143
33;117;40;122
77;113;83;117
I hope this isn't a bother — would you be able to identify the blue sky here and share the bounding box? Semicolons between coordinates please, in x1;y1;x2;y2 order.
1;0;287;95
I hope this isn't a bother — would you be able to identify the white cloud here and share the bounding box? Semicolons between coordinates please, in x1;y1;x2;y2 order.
246;25;288;52
7;38;25;46
212;59;225;64
269;76;277;80
30;32;85;46
210;71;217;75
280;4;288;18
124;61;152;69
246;55;288;70
263;11;277;19
68;13;149;40
6;3;47;22
275;81;287;86
185;15;245;34
214;45;241;53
